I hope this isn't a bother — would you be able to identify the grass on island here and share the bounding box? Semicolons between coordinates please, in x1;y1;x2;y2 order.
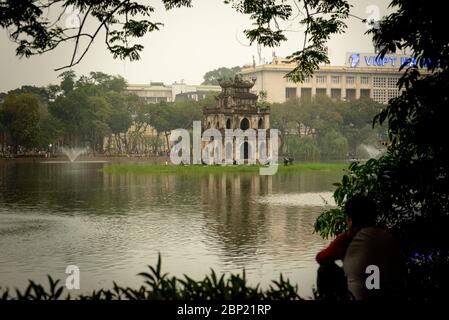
102;162;348;175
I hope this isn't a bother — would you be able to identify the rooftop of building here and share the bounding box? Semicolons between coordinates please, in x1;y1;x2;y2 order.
127;82;221;90
127;83;172;91
241;54;430;75
241;63;406;75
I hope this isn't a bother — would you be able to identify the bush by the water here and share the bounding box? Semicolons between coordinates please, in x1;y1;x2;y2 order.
0;255;302;300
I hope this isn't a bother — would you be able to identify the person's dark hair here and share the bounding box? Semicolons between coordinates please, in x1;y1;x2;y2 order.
344;195;377;227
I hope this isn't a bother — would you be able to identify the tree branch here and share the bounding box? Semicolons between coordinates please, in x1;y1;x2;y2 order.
302;0;310;51
70;5;92;67
54;1;129;71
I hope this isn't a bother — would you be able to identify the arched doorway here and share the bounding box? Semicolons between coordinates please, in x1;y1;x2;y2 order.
258;118;264;129
241;141;250;160
226;118;231;129
240;118;250;130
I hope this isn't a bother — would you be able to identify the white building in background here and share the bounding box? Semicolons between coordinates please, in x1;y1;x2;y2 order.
126;81;221;103
240;52;426;104
127;82;172;103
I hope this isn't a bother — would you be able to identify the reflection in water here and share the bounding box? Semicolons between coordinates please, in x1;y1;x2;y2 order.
0;163;342;297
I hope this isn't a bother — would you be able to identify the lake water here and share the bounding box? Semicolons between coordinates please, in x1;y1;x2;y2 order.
0;162;342;298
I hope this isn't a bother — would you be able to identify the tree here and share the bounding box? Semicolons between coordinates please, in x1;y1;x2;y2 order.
270;96;377;160
58;70;76;95
314;1;449;299
285;135;320;161
317;128;348;160
83;96;112;152
7;85;52;104
147;102;172;150
270;100;299;154
202;66;242;85
144;100;202;152
107;92;133;137
171;100;202;129
0;93;41;154
0;90;63;152
338;98;383;157
48;70;135;152
50;89;84;146
297;95;342;138
89;72;127;92
37;104;64;148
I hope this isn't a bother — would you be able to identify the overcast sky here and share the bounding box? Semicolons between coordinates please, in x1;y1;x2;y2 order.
0;0;391;92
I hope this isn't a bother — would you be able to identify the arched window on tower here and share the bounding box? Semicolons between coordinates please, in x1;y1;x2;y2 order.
226;118;231;129
240;118;250;130
258;118;264;129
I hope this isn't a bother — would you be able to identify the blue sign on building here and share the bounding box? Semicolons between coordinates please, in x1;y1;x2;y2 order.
346;53;428;68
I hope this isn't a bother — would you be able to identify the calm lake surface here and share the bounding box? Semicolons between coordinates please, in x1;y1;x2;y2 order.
0;162;342;298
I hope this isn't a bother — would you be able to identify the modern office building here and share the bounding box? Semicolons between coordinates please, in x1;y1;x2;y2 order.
240;52;424;104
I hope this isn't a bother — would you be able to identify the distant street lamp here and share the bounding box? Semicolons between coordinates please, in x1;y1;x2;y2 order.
48;143;52;158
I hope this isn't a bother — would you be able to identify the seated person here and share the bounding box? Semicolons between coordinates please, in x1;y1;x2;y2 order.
315;195;403;300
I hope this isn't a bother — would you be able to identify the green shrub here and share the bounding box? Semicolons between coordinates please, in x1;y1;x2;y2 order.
0;255;302;300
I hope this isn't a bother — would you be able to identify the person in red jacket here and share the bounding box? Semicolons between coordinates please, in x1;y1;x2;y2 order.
315;195;402;300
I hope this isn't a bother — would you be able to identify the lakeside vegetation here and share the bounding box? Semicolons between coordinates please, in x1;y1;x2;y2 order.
102;162;348;175
0;74;385;161
0;255;304;300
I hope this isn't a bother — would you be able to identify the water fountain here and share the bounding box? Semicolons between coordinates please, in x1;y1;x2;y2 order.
359;144;385;159
41;146;108;163
61;147;87;162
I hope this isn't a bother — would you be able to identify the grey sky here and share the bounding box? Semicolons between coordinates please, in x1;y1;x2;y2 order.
0;0;391;92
